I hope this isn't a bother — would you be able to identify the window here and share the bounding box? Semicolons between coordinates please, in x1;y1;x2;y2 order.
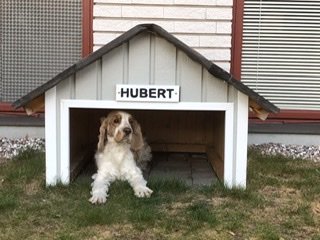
0;0;82;102
242;0;320;110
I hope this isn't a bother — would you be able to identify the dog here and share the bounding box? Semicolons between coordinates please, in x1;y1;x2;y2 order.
89;111;152;204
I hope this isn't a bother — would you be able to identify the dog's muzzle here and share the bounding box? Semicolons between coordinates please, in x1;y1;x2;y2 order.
123;127;132;136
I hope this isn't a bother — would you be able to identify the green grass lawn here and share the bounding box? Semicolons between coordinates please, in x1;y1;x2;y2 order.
0;149;319;240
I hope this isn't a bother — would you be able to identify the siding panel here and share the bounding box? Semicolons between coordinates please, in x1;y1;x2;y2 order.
128;33;151;84
101;45;127;99
153;37;177;85
177;50;202;102
75;63;98;99
93;0;233;71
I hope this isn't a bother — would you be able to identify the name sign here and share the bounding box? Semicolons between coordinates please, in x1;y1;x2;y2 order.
116;85;180;102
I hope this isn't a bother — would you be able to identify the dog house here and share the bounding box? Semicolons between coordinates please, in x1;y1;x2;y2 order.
13;24;279;188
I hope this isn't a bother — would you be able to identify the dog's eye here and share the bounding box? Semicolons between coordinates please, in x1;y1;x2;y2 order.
113;118;120;124
129;118;134;125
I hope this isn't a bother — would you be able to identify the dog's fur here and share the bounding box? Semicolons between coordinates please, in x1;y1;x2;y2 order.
89;111;152;204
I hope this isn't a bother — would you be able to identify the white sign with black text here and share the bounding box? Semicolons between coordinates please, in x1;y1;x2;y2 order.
116;84;180;102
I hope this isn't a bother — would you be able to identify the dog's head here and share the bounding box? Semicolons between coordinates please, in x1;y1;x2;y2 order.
97;111;144;152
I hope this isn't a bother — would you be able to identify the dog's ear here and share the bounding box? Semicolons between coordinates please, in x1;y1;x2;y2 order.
97;117;108;152
130;117;144;151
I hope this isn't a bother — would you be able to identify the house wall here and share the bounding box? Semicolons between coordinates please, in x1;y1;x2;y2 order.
92;0;233;71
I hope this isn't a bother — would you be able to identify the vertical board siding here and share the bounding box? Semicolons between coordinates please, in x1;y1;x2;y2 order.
61;32;231;103
56;75;75;100
154;37;177;85
101;45;126;99
75;63;98;99
93;0;233;71
202;69;228;102
176;50;202;102
128;33;151;84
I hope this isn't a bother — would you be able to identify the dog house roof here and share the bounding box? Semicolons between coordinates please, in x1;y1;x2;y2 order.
13;24;279;116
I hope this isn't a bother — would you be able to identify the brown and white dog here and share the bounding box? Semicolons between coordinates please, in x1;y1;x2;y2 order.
89;111;152;204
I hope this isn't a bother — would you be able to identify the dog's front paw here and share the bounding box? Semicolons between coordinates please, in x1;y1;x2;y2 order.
89;193;108;204
134;186;153;198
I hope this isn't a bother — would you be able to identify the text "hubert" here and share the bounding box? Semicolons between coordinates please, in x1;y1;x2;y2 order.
116;84;180;102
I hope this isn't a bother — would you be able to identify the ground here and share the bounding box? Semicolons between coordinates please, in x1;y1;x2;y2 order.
0;149;319;240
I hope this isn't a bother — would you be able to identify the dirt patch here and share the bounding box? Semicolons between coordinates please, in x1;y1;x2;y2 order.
311;201;320;217
0;157;8;165
24;180;42;195
85;224;163;240
210;197;229;207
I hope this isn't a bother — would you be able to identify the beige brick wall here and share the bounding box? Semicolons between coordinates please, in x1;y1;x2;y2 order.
93;0;233;70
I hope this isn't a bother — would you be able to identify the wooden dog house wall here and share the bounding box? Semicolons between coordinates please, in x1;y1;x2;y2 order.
13;25;279;188
50;29;245;187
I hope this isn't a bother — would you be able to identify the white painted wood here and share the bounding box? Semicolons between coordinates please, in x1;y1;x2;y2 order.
128;33;151;84
60;99;235;186
223;103;234;188
45;87;58;186
233;92;248;188
60;99;233;112
60;100;70;184
176;50;202;101
116;84;180;102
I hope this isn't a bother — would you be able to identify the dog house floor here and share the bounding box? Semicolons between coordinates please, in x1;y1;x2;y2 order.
80;152;217;186
149;152;218;186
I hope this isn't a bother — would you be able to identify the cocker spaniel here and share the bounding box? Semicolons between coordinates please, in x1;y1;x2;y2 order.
89;111;152;204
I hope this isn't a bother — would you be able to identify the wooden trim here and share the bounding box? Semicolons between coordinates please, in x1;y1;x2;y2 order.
60;100;236;186
230;0;244;80
250;109;320;122
45;87;58;186
82;0;93;57
0;102;24;113
249;122;320;135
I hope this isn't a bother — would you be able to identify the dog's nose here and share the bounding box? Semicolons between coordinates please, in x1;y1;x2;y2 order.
123;127;132;135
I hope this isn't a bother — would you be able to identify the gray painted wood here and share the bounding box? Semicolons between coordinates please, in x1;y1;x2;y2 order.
202;69;228;102
56;75;74;100
128;33;151;84
101;45;126;100
153;36;176;85
75;63;98;100
54;32;234;104
176;50;202;102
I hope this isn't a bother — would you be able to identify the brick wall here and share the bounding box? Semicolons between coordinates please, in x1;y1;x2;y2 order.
93;0;233;71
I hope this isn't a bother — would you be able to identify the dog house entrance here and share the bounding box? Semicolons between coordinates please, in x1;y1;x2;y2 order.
61;101;234;186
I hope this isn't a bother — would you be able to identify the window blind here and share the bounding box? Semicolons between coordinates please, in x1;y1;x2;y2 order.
242;0;320;110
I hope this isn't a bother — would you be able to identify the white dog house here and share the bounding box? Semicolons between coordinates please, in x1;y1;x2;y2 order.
13;24;279;188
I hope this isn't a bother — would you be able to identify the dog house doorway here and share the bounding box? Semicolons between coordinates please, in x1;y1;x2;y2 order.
58;100;234;186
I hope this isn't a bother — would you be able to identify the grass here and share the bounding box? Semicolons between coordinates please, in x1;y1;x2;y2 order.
0;149;320;239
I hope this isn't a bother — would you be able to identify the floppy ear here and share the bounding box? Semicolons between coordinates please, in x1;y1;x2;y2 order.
130;118;144;151
97;117;108;152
